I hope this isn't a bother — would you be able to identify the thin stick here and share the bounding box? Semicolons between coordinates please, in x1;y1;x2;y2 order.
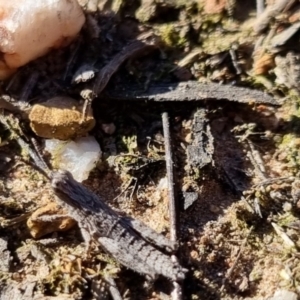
78;33;160;122
162;112;182;300
253;176;294;187
0;113;50;178
0;212;32;228
93;32;160;97
220;226;253;292
246;139;267;180
229;48;242;75
256;0;265;16
162;112;177;241
63;39;81;81
31;138;51;174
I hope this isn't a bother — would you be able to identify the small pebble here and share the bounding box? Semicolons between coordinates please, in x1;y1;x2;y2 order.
283;202;292;212
268;289;297;300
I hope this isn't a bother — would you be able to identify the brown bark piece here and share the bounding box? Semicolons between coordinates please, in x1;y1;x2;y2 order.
27;202;76;238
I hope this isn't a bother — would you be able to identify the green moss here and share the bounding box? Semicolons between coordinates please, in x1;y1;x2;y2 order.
157;24;187;48
277;213;297;227
121;135;138;153
276;134;300;173
281;134;295;147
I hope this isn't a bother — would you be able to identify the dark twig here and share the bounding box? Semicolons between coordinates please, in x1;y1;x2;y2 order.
0;212;32;228
63;38;81;81
162;112;177;241
30;138;51;175
104;81;279;105
79;33;160;120
229;44;242;75
92;32;160;98
246;139;267;180
0;113;49;177
162;112;182;300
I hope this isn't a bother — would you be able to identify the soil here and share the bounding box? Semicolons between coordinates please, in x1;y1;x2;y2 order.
1;0;300;299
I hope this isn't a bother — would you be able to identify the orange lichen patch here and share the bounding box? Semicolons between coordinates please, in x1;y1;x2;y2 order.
29;96;95;140
200;0;227;14
27;202;76;239
253;51;275;75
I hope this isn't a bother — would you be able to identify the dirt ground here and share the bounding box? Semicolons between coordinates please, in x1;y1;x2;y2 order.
1;0;300;299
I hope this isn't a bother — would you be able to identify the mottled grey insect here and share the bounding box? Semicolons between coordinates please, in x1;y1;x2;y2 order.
51;169;186;281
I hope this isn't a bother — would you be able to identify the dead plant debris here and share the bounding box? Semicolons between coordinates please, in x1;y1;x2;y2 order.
1;0;300;299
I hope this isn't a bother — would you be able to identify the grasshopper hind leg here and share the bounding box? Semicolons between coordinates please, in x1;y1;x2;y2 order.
98;237;157;280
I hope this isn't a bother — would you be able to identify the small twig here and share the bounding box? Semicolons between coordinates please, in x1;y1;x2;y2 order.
0;212;32;228
220;226;253;292
63;39;81;81
162;112;182;300
246;139;267;180
93;32;160;98
0;113;50;178
254;0;296;33
113;177;135;201
162;112;177;241
129;177;138;202
253;176;294;187
80;97;92;124
31;138;51;174
256;0;265;16
229;44;242;75
5;72;19;92
104;275;123;300
80;33;159;131
254;25;277;54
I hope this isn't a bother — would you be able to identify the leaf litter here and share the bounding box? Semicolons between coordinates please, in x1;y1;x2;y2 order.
1;0;300;299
